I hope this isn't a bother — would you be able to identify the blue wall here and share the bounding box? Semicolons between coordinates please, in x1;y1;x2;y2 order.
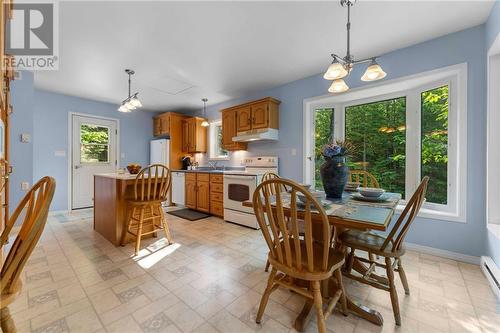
10;77;155;212
197;25;488;257
32;90;155;211
485;1;500;267
10;71;35;214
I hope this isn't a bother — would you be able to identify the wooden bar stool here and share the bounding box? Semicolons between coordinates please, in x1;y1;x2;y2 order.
120;164;173;255
0;177;56;333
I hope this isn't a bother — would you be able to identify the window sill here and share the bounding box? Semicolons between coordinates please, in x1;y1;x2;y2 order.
395;205;466;223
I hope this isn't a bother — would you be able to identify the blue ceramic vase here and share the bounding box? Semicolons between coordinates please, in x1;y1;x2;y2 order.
320;156;348;199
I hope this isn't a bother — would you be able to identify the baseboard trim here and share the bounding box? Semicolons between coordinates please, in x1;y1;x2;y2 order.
49;210;70;216
480;256;500;300
405;242;480;265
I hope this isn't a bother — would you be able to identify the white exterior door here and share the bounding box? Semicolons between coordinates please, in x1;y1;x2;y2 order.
72;115;117;209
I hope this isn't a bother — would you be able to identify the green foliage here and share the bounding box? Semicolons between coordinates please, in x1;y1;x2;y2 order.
313;85;449;205
80;124;109;163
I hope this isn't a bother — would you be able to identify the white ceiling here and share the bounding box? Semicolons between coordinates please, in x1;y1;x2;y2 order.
34;0;494;112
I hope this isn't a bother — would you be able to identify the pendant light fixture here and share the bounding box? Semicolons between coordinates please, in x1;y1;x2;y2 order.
323;0;387;93
201;98;209;127
118;69;142;112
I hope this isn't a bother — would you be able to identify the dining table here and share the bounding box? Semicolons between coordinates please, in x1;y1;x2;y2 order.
243;190;401;331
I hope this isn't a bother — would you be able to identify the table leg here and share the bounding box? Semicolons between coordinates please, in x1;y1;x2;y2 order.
294;299;313;332
347;297;384;326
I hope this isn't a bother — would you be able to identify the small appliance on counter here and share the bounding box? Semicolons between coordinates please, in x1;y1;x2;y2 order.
181;155;193;170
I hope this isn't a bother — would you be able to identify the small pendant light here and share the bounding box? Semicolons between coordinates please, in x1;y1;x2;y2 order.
201;98;209;127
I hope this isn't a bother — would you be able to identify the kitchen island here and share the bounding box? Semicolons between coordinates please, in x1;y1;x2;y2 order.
93;173;155;246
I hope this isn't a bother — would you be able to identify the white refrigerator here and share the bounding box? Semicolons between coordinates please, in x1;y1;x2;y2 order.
150;139;170;167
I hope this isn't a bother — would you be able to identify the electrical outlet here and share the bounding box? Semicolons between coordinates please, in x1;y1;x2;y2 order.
21;182;30;191
20;133;31;143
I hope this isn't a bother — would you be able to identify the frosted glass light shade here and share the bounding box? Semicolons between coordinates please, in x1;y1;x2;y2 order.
201;120;209;127
323;61;348;80
328;79;349;93
361;62;387;81
129;96;142;108
118;104;131;112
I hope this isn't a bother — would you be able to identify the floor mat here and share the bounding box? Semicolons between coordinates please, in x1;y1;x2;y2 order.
167;208;211;221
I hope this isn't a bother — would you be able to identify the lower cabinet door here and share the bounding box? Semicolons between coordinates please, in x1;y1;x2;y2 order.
196;180;210;213
185;179;197;209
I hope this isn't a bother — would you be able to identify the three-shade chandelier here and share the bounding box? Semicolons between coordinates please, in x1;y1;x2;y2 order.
323;0;387;93
118;69;142;112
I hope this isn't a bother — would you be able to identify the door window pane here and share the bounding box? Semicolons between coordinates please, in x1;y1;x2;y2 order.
421;86;448;204
80;124;110;163
314;108;334;189
345;97;406;196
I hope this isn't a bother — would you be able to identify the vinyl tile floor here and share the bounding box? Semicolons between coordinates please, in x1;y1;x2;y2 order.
4;208;500;333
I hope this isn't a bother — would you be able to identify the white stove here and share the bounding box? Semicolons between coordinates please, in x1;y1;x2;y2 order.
223;156;278;229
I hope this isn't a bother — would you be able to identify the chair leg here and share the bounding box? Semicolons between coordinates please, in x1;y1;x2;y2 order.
368;252;376;262
0;307;17;333
135;208;145;256
120;206;134;246
335;268;348;316
385;257;401;326
159;206;173;244
256;267;277;324
311;281;326;333
264;260;270;272
345;248;355;273
397;258;410;295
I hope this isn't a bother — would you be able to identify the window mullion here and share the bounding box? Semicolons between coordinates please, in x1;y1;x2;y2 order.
406;91;420;200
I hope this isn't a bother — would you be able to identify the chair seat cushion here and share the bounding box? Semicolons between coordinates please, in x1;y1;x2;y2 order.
339;230;405;257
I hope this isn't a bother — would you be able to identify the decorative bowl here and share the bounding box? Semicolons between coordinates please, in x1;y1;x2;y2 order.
357;187;385;198
297;190;325;204
345;181;361;191
127;164;142;174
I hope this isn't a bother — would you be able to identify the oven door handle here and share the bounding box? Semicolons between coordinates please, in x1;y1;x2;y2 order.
224;175;256;180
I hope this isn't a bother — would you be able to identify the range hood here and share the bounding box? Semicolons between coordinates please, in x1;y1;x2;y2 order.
232;128;279;142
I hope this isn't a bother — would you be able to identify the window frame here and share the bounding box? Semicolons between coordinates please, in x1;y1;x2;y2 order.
79;123;111;164
208;120;230;161
303;63;467;223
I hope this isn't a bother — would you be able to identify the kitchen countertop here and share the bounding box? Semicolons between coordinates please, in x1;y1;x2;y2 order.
172;168;263;176
94;172;140;180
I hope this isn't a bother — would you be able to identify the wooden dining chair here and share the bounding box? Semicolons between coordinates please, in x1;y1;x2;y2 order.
0;177;56;333
254;178;347;333
340;176;429;326
348;170;380;188
120;164;173;255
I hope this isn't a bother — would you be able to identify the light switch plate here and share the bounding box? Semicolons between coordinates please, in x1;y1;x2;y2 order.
54;150;66;157
291;148;297;156
20;133;31;143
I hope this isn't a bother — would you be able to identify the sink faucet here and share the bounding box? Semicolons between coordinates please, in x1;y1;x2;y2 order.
208;161;218;170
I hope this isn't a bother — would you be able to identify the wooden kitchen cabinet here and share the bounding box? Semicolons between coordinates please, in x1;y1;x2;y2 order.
209;174;223;217
184;117;207;153
184;172;211;213
221;109;247;151
229;97;280;133
152;112;188;169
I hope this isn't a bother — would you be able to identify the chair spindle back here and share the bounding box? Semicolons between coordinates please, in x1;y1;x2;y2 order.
134;164;171;202
381;176;429;252
261;172;288;195
253;178;331;273
0;177;56;294
348;170;380;188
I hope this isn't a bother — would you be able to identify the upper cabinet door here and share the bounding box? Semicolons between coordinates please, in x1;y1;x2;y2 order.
182;120;189;152
236;107;252;132
222;110;235;147
160;115;170;135
251;102;269;129
153;118;162;137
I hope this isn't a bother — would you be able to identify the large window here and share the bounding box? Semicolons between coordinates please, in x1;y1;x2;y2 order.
304;64;467;222
209;120;229;160
345;97;407;196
